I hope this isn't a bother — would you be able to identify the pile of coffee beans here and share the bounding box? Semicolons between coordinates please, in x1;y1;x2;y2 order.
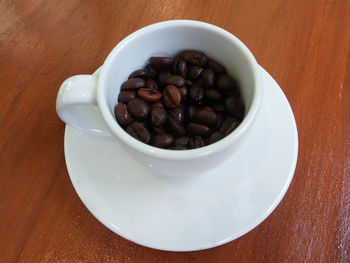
114;50;245;150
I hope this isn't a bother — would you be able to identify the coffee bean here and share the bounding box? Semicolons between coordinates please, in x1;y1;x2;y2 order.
185;105;197;122
219;118;240;134
173;58;187;77
118;90;136;103
129;69;149;79
151;101;164;109
202;106;214;111
212;103;225;112
188;65;203;80
178;86;188;102
151;107;167;126
149;57;174;70
189;83;205;104
169;145;188;150
127;98;150;120
179;50;207;66
217;74;237;91
145;65;158;79
206;89;221;101
158;71;172;87
115;103;134;126
201;68;215;87
188;136;205;149
152;125;166;134
225;97;245;120
208;131;224;144
208;59;226;74
165;75;186;87
151;133;174;148
174;136;190;146
146;79;159;90
121;78;146;90
163;85;181;108
126;122;151;144
137;88;162;102
187;123;211;137
213;112;224;130
167;117;186;136
194;108;217;126
168;107;185;123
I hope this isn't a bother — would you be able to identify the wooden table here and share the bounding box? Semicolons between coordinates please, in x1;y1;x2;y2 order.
1;0;349;262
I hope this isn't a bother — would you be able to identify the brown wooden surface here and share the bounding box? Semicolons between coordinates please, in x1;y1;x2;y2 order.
0;0;349;262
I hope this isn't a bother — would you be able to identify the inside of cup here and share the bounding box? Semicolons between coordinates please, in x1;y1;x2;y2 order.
102;21;257;132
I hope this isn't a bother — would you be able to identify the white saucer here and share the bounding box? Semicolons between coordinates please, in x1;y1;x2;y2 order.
64;66;298;251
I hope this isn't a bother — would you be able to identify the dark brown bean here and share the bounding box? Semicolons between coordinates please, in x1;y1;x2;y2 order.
178;86;188;102
165;75;186;87
208;59;226;74
163;85;181;108
121;78;146;90
225;97;245;120
188;136;205;149
213;112;224;130
173;58;187;77
118;90;136;103
167;117;186;136
206;89;221;101
219;118;240;134
126;122;151;143
188;65;203;80
189;83;205;104
158;71;172;87
201;68;215;87
168;107;184;123
212;103;225;112
208;131;224;144
149;57;174;70
217;74;237;91
169;145;188;150
127;98;150;120
114;103;134;126
145;65;158;79
129;69;149;79
185;105;197;122
146;79;159;90
174;136;190;146
151;107;167;126
179;50;207;66
194;108;217;126
187;123;211;137
137;88;162;102
152;125;166;134
151;133;174;148
151;101;164;109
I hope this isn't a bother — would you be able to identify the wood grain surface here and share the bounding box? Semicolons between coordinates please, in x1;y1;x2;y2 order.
0;0;349;262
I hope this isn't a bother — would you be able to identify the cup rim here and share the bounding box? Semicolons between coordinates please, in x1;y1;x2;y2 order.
97;19;262;161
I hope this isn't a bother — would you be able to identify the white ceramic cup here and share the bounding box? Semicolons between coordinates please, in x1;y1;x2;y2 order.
56;20;262;176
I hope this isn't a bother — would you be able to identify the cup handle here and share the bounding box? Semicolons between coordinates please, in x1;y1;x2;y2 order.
56;74;112;136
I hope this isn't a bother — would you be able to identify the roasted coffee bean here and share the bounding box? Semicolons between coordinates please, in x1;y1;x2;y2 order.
213;112;224;130
169;145;188;150
137;88;162;102
158;71;172;87
168;107;185;123
126;122;151;144
151;101;164;109
178;86;188;102
174;136;190;146
127;98;150;120
114;103;134;126
185;105;197;122
173;58;188;77
189;83;205;104
212;103;225;112
163;85;181;108
118;90;136;103
129;69;149;79
149;57;174;70
146;79;159;90
167;117;186;136
201;68;215;87
145;65;158;79
152;125;166;134
206;89;221;101
121;78;146;90
151;133;174;148
151;107;167;126
165;75;186;87
187;123;211;137
219;118;240;134
217;74;237;91
179;50;207;66
202;106;214;111
194;108;217;126
188;65;203;80
188;136;205;149
208;59;226;74
208;131;224;144
225;97;245;120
